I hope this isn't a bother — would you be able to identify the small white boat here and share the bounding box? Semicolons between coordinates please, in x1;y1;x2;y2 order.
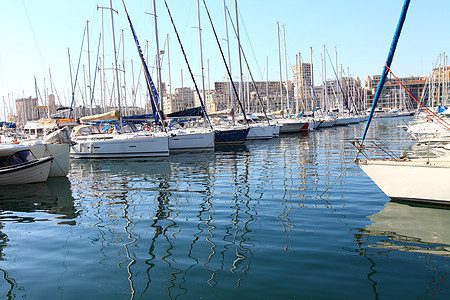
0;144;53;185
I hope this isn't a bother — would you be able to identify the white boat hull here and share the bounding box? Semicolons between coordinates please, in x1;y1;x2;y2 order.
315;119;336;128
0;156;53;185
70;133;169;158
334;117;351;126
278;120;308;133
247;125;274;140
272;125;280;137
358;158;450;204
24;143;70;177
169;130;214;152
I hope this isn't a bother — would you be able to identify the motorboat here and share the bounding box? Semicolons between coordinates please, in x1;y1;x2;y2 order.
0;144;53;185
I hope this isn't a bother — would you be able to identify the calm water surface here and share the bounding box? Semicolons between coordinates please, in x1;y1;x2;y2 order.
1;117;450;299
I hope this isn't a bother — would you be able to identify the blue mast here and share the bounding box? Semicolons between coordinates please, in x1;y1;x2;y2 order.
121;0;164;128
361;0;411;143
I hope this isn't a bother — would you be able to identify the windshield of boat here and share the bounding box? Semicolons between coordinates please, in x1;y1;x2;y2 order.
0;150;35;167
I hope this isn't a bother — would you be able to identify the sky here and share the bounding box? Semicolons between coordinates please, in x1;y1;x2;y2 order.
0;0;449;119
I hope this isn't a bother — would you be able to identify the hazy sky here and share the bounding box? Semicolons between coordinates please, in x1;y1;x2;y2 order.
0;0;449;118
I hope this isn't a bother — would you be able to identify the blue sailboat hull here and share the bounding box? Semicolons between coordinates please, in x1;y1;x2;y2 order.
214;128;249;145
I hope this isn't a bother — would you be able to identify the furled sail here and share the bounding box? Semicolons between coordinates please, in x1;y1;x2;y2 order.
79;110;120;122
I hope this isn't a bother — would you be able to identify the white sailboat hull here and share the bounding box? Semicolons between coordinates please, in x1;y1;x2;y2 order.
168;130;215;152
335;117;351;126
315;118;336;128
23;143;70;177
277;119;308;133
358;158;450;204
247;125;274;140
70;133;169;158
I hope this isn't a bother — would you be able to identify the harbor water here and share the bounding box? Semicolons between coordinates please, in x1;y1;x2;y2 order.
1;117;450;299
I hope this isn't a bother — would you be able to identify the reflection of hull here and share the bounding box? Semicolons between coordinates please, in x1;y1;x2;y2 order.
70;157;171;177
358;157;450;204
71;133;169;158
364;201;450;256
0;156;53;185
0;176;77;221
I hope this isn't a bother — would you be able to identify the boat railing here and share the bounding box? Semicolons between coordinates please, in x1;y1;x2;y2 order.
345;138;414;161
346;138;449;161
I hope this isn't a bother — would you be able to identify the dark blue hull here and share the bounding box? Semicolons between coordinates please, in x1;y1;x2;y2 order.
214;128;249;145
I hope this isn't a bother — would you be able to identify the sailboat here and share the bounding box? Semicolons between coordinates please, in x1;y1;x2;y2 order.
356;0;450;205
70;1;169;159
156;0;216;152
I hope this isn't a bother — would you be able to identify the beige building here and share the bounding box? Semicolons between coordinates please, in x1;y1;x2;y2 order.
15;96;38;126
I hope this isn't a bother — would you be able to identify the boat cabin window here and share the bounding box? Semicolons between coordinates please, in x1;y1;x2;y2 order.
0;150;34;167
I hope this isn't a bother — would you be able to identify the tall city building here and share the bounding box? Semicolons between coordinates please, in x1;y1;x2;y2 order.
15;96;38;126
292;62;314;111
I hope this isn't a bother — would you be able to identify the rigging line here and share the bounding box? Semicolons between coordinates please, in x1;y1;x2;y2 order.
319;158;356;198
21;0;46;72
301;60;322;115
323;0;411;198
361;0;411;144
386;64;450;131
325;47;350;111
201;0;248;125
223;3;270;124
162;0;213;130
69;26;87;117
90;32;102;108
235;5;263;83
121;2;166;131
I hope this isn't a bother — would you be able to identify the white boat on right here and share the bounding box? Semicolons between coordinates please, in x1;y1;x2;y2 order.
357;146;450;205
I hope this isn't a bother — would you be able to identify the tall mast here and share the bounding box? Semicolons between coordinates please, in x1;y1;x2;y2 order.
223;0;234;123
181;69;184;108
197;0;207;115
122;29;127;116
87;20;93;115
310;47;314;112
277;22;283;112
235;0;245;113
323;45;328;112
167;34;172;108
282;25;290;115
109;0;121;126
296;53;300;116
266;56;270;112
152;0;164;112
